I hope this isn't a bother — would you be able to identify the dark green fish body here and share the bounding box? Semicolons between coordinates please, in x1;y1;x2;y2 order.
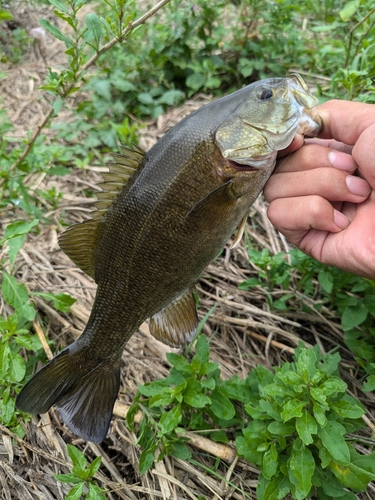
17;75;321;442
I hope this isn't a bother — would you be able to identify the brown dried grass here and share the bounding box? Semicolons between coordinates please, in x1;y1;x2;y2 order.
1;3;375;500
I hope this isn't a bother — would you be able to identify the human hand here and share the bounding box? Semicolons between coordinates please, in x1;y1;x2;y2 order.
264;100;375;280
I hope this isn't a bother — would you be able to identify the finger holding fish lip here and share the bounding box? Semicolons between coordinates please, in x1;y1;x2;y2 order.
264;166;371;204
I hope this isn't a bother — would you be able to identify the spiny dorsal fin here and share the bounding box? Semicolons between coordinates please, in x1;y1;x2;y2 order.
58;144;145;280
149;287;198;348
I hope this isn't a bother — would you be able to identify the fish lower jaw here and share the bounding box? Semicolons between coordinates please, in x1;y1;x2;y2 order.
228;152;277;171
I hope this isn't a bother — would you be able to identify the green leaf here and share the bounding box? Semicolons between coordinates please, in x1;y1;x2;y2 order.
310;387;327;405
86;13;102;48
32;292;76;312
210;430;228;443
54;473;82;484
339;0;360;21
139;448;156;474
192;334;209;366
364;294;375;314
295;348;317;383
171;442;191;460
1;219;39;243
267;420;295;437
0;396;16;425
262;442;278;480
263;383;287;398
318;270;334;293
87;483;106;500
66;483;84;500
209;390;235;420
53;96;63;115
149;391;175;407
289;444;315;498
1;271;36;321
316;467;357;498
318;421;350;464
319;377;347;397
166;352;193;374
67;444;87;470
7;235;26;266
137;92;154;105
341;304;368;330
329;447;375;491
239;277;263;289
362;374;375;392
201;377;215;390
0;10;13;21
9;352;26;382
280;399;306;422
48;0;71;15
235;435;264;465
38;19;73;47
159;403;182;434
295;409;317;445
257;472;291;500
86;455;102;477
186;73;206;90
331;400;364;419
183;390;211;408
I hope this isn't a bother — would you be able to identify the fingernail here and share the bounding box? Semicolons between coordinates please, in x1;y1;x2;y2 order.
329;151;356;172
346;175;371;196
334;209;349;229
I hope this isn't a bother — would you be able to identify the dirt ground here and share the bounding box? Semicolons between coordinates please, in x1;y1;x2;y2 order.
1;2;375;500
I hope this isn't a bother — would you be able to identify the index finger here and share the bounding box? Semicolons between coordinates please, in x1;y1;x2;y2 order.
318;100;375;144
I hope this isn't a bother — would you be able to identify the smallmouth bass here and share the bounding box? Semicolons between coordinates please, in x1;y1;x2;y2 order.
17;74;321;442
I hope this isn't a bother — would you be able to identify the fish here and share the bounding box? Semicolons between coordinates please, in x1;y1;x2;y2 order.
16;74;321;443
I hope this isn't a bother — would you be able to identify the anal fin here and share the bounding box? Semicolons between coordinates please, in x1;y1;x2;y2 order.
149;288;198;348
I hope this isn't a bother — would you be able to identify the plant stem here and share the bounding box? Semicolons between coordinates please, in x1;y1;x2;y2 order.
7;0;171;180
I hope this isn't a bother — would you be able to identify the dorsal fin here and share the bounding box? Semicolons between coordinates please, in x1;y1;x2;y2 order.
58;144;145;280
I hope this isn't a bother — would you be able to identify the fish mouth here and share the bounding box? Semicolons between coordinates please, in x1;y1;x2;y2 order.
287;73;322;137
229;159;257;171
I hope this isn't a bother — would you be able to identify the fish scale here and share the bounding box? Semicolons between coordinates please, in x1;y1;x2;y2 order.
17;74;322;442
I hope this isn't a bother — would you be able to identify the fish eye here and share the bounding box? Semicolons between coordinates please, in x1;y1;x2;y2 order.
258;88;273;100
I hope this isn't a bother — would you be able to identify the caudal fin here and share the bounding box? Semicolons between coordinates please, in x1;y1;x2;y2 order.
16;347;120;443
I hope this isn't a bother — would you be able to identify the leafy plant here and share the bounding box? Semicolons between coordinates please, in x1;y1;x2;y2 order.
239;245;375;391
127;337;375;498
126;335;234;474
236;345;372;499
55;444;106;500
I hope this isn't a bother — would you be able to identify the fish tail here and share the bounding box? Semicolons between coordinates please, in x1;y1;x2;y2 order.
16;345;120;443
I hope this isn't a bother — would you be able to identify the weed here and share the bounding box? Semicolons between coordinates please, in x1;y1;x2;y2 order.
55;444;106;499
127;336;375;499
239;245;375;391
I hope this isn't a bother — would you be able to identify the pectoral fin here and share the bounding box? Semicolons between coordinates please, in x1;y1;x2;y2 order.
149;288;198;347
185;180;235;226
